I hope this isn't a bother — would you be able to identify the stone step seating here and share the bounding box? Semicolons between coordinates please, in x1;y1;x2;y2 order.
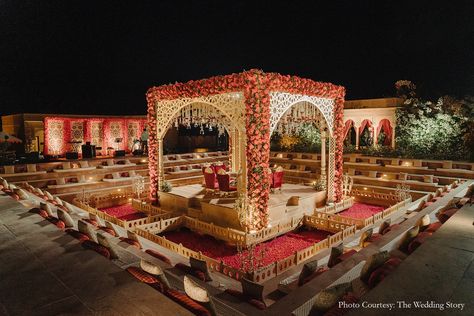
2;179;268;316
0;190;192;315
266;180;470;315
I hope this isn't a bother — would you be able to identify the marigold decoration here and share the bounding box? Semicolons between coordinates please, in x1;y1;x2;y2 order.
146;70;345;229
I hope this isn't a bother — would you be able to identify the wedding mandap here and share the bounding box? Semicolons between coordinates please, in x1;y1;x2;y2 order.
146;69;346;230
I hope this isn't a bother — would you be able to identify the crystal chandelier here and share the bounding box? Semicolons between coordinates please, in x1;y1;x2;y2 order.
275;102;323;136
173;103;227;136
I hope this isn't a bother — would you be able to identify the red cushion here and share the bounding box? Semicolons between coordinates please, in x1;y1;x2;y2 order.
302;267;328;285
165;288;211;316
82;240;111;259
368;233;382;242
248;298;267;310
367;257;402;288
424;222;442;233
126;267;159;284
338;249;357;261
145;249;172;265
148;280;165;293
98;226;116;237
437;208;457;223
119;237;141;249
174;263;206;282
323;292;359;316
407;232;432;254
225;289;244;299
83;219;99;227
46;217;65;229
65;229;90;242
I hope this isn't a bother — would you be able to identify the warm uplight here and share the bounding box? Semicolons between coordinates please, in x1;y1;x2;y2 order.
141;159;147;163
364;187;368;190
128;198;132;201
117;189;121;192
88;177;93;180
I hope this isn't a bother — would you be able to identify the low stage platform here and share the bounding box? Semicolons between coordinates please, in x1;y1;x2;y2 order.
159;183;327;230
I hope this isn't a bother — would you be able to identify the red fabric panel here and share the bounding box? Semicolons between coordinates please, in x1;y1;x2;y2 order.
358;119;372;134
376;119;393;146
344;120;353;139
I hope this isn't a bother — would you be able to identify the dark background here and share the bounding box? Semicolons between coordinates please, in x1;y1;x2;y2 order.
1;0;473;116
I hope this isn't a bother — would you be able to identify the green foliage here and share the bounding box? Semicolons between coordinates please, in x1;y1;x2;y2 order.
395;95;472;161
271;123;322;153
160;180;172;193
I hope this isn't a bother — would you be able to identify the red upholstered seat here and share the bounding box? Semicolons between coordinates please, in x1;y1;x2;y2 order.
271;171;284;190
46;216;65;229
145;249;172;265
29;207;49;219
407;232;432;254
165;288;211;316
65;229;90;242
82;240;111;259
202;169;218;190
174;263;206;282
211;164;226;174
126;266;159;284
367;257;402;288
216;173;236;192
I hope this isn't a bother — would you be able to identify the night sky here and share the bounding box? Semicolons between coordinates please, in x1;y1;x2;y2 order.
1;0;473;116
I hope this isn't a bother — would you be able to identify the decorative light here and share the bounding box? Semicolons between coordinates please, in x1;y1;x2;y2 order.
274;101;324;136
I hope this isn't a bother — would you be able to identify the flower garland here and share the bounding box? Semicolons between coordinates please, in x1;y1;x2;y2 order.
146;70;345;227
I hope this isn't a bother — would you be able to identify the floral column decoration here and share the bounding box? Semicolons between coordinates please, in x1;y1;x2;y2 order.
243;70;271;229
333;92;345;201
147;93;159;204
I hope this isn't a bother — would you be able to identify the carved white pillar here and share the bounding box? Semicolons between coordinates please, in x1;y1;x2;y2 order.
373;126;378;146
157;138;164;191
320;130;327;189
327;136;336;203
355;126;360;150
230;129;237;172
391;126;396;148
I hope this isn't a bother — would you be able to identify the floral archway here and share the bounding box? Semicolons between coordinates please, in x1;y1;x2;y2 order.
146;69;345;229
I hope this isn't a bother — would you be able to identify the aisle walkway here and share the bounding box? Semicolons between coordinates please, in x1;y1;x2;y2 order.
0;193;191;316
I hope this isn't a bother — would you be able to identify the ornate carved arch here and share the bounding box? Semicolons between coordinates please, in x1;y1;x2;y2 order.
154;92;245;139
269;92;336;136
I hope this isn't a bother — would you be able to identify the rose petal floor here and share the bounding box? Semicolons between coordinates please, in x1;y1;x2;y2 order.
162;228;333;269
338;202;385;219
99;204;147;221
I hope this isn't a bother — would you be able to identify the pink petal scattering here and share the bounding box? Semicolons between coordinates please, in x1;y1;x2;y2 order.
99;204;147;221
162;228;333;270
338;202;385;219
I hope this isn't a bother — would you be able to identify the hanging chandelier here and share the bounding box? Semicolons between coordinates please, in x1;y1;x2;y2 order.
173;103;227;136
275;102;323;136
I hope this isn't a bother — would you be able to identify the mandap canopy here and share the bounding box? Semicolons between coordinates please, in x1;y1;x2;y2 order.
146;69;345;229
